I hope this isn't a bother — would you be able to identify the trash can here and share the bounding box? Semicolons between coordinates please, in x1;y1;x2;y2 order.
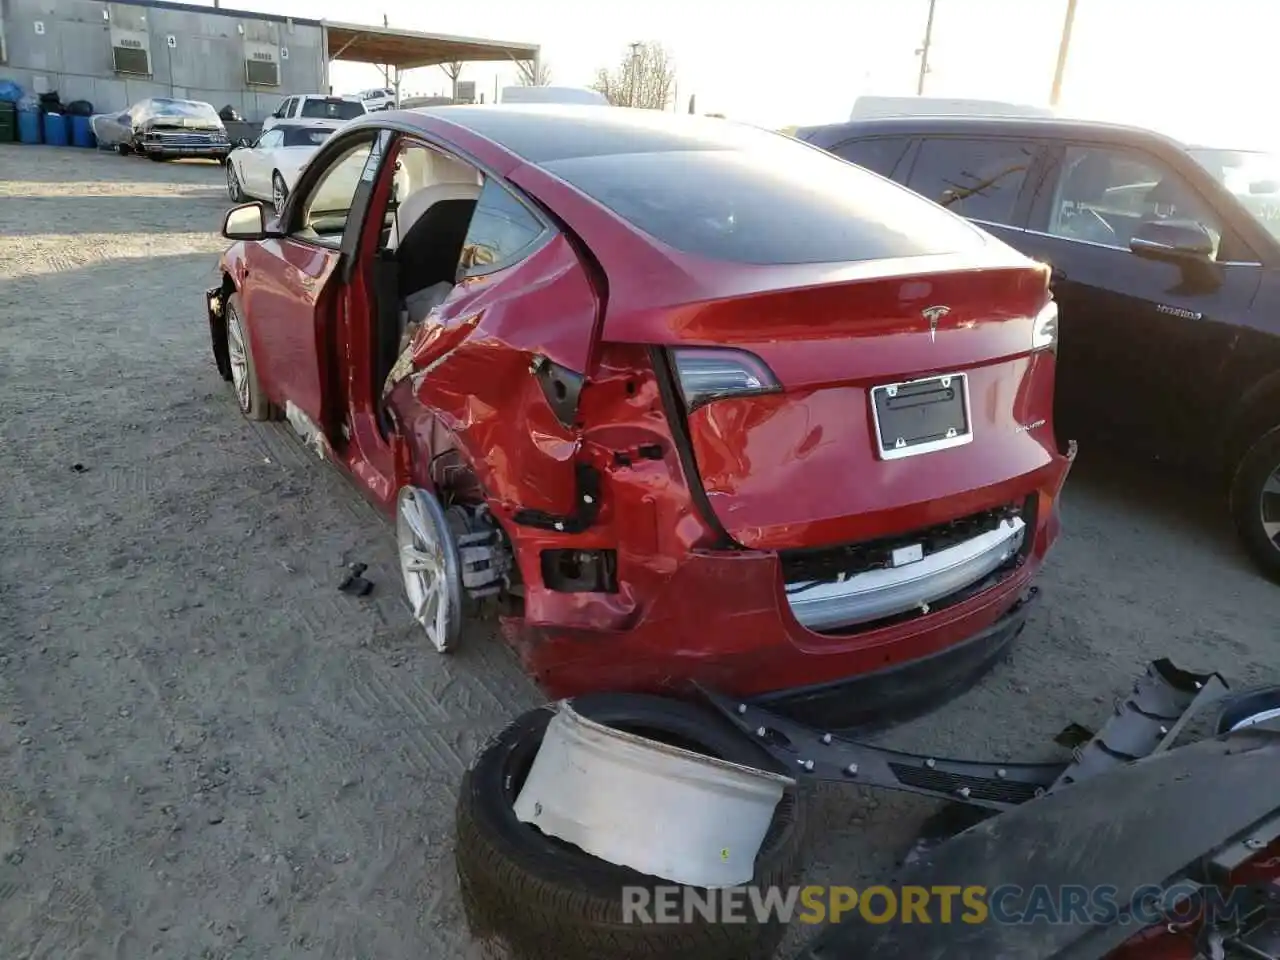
17;108;41;144
0;101;16;143
70;114;95;148
42;111;69;146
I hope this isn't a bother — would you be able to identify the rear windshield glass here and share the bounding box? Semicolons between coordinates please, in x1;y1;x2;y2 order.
300;99;365;121
282;126;335;147
543;143;986;265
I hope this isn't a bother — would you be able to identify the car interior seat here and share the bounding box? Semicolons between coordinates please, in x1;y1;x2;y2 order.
394;182;483;299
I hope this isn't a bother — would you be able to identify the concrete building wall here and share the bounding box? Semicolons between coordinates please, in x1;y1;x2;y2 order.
0;0;327;121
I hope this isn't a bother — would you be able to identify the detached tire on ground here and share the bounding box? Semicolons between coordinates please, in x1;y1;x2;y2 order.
1231;425;1280;584
456;694;808;960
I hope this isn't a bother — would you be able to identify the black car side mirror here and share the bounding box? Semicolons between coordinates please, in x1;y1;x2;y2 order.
237;138;252;148
1129;219;1215;263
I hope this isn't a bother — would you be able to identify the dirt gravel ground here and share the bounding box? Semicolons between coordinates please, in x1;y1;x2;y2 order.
2;143;1279;960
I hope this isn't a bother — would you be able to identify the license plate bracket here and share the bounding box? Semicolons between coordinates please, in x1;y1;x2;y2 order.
870;373;972;460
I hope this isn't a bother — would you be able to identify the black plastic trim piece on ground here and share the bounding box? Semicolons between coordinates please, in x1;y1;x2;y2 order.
700;683;1064;813
1049;658;1229;791
699;653;1232;815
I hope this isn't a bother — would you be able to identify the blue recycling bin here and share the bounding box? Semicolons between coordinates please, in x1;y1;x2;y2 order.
70;114;95;148
17;108;41;144
42;112;68;146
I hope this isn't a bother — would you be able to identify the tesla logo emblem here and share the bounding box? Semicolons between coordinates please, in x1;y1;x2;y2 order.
922;305;951;342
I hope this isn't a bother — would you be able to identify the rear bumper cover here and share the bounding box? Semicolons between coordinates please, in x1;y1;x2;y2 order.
503;444;1074;727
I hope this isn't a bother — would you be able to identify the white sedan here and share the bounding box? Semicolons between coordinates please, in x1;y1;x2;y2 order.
224;122;342;209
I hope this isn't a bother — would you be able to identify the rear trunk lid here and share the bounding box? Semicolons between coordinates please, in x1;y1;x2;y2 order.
660;256;1058;551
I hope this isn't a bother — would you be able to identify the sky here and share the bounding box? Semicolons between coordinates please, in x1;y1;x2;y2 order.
206;0;1273;149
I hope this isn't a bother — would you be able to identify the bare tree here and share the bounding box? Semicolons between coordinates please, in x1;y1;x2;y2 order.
439;61;463;99
590;41;676;110
516;59;553;86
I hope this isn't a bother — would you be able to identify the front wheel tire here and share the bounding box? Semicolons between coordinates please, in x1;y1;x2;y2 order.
226;160;245;202
1230;426;1280;583
225;293;275;422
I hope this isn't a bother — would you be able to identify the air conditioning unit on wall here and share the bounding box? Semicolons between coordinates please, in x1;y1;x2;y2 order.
110;27;152;76
244;41;279;86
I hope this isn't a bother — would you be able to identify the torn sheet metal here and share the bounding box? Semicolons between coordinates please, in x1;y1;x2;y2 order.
512;701;794;888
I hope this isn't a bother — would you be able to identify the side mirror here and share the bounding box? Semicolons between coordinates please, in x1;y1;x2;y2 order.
237;138;252;149
1129;219;1215;263
222;202;269;241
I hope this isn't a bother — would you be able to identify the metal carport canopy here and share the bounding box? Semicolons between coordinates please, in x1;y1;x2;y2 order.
323;21;539;70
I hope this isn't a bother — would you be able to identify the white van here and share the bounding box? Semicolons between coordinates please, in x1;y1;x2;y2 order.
499;86;609;106
850;95;1054;121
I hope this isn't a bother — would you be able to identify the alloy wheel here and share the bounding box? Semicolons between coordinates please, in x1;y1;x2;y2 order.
225;308;251;413
396;486;463;653
272;175;288;211
1260;466;1280;550
226;162;241;201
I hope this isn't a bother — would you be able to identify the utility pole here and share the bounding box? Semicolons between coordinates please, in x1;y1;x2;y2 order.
628;41;641;107
915;0;937;96
1049;0;1079;107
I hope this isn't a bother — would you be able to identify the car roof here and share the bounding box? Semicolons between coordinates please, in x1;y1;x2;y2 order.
291;93;362;102
390;104;793;166
797;114;1192;153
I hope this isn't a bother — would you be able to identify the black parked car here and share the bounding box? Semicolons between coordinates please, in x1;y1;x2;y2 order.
796;116;1280;582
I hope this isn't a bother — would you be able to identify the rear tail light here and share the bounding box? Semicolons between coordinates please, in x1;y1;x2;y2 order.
1032;299;1058;352
670;347;780;411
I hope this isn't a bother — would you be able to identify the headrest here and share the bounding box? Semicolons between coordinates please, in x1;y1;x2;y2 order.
396;181;482;239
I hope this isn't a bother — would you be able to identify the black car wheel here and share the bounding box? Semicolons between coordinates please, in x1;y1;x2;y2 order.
115;142;131;156
1230;425;1280;583
226;160;245;202
456;695;807;960
271;172;288;212
224;293;276;422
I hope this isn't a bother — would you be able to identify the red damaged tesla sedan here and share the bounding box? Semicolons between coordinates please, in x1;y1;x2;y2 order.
205;105;1074;730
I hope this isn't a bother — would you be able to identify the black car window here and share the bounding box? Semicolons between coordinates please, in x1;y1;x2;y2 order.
300;98;365;121
281;126;334;148
905;137;1037;225
831;137;912;178
296;138;377;247
543;144;985;266
1047;145;1222;255
458;179;549;278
